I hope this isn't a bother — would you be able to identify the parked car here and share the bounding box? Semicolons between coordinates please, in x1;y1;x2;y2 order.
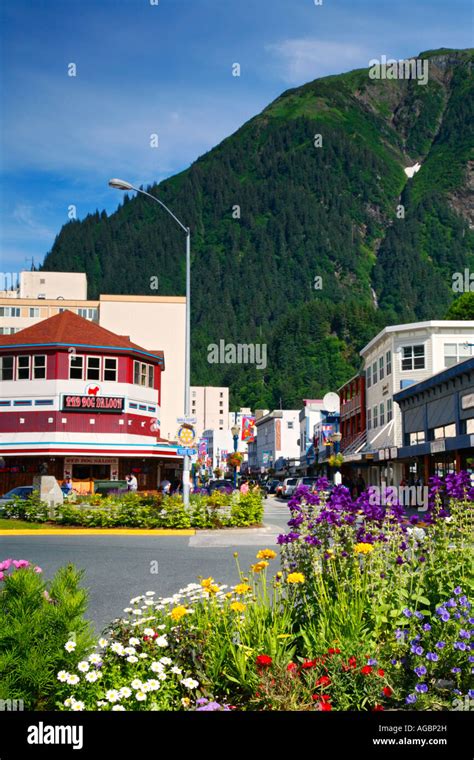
0;486;37;507
265;479;281;494
279;477;298;498
295;476;319;492
208;479;234;494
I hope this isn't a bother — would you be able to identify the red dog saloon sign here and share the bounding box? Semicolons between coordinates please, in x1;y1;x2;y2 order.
62;395;124;413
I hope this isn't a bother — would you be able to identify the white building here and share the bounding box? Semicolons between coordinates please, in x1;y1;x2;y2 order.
0;271;185;443
201;428;234;471
190;386;229;437
299;399;325;472
361;320;474;484
255;410;300;472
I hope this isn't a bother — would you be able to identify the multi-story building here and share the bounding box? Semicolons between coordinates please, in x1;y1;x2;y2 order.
299;399;325;474
0;311;181;493
0;271;185;442
201;428;234;472
191;386;229;437
394;357;474;482
255;410;300;473
360;320;474;485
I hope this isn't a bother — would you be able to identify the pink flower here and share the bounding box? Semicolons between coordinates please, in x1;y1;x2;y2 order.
0;559;12;572
13;560;30;569
0;572;4;581
34;566;42;573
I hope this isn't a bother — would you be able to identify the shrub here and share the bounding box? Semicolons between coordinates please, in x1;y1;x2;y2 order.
0;560;94;709
3;493;50;523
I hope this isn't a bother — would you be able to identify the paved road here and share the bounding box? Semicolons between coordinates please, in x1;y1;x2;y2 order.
0;497;291;634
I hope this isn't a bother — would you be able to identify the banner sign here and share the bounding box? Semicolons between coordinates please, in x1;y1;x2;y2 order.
241;415;256;442
62;395;124;413
198;439;207;457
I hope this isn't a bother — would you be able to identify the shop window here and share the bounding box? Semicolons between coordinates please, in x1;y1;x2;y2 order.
409;431;425;444
17;355;30;380
69;355;84;380
104;357;117;382
466;418;474;434
433;423;456;440
86;356;101;381
401;345;425;371
0;355;14;381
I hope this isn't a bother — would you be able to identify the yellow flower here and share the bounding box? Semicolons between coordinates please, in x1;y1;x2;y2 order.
354;542;374;554
233;552;239;558
256;549;277;560
170;605;189;622
201;577;215;588
226;591;233;598
203;584;220;595
276;571;283;578
230;601;246;613
181;697;190;707
234;583;251;595
277;634;291;639
286;572;305;584
251;561;269;573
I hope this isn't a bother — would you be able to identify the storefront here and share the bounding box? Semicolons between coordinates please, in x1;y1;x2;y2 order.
0;310;182;494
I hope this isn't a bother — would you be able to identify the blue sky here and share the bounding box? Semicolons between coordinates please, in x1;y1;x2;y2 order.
0;0;472;273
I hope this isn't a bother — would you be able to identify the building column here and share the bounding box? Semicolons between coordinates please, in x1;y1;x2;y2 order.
423;454;430;485
455;451;461;473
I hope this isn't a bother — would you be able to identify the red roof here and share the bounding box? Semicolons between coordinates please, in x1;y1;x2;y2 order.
0;310;164;366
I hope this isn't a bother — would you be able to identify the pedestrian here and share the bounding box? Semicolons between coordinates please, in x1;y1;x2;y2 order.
161;478;171;495
239;479;249;494
62;476;73;495
126;473;138;492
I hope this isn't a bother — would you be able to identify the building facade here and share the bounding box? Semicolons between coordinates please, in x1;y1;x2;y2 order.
190;386;229;437
0;271;186;444
255;410;300;473
0;311;181;493
299;399;325;474
394;357;474;483
360;320;474;485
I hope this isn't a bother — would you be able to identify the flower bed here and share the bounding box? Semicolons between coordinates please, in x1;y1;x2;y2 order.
2;490;264;530
2;473;472;711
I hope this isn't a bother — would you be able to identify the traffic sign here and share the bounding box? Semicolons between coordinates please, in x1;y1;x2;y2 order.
177;447;196;456
177;416;197;424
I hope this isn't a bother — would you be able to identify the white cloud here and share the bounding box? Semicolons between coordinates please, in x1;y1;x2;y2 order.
265;38;370;85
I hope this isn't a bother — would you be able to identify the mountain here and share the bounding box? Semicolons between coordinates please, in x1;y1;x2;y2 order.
42;48;474;408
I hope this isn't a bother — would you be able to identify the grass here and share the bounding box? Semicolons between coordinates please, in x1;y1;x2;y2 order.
0;518;66;531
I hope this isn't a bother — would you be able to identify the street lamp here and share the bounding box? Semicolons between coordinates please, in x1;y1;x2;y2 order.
231;424;240;489
108;178;192;508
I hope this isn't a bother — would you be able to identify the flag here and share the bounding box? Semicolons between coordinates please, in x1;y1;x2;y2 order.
241;415;256;442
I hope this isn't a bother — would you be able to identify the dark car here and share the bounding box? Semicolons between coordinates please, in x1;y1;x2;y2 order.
208;479;234;493
0;486;38;515
265;479;281;494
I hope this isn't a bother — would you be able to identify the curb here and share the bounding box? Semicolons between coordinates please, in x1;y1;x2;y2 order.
0;529;196;536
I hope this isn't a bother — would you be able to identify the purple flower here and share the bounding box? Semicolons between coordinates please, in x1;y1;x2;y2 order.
367;658;377;666
414;666;427;677
415;683;428;693
405;694;417;704
396;556;404;565
468;656;474;663
414;611;424;620
419;556;426;563
402;608;413;618
196;698;209;705
423;623;431;632
454;642;467;651
454;587;462;595
426;652;438;662
459;629;470;639
468;690;474;699
410;645;424;656
435;641;446;649
441;612;450;622
451;668;461;674
446;599;457;609
391;659;397;665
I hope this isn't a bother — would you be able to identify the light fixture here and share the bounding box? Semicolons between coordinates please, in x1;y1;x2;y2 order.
231;425;239;437
108;178;135;191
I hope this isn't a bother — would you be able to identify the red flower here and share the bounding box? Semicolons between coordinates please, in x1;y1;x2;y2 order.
302;659;318;669
377;669;385;677
319;701;332;711
382;686;393;697
143;635;149;642
361;665;372;675
348;656;357;668
316;675;331;687
256;654;272;667
287;662;298;673
328;648;341;655
372;704;384;711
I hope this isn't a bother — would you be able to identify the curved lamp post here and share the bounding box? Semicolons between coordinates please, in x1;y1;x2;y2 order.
108;178;191;508
231;423;240;489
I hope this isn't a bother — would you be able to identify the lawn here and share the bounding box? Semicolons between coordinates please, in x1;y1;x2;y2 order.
0;518;66;531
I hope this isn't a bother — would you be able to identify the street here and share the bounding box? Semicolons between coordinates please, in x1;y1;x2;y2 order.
0;496;290;634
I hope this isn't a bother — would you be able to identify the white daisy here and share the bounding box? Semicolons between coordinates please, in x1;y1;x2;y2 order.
159;657;172;665
67;674;80;685
136;691;147;701
171;666;182;675
112;705;126;711
139;653;149;659
119;687;132;699
88;653;102;664
64;640;77;653
98;638;108;648
106;689;120;703
71;701;85;711
127;656;138;663
77;661;90;673
131;678;143;690
143;628;155;636
64;697;75;707
150;661;164;673
155;636;168;648
145;679;160;691
85;671;99;683
111;642;125;655
124;646;136;655
157;672;167;681
129;637;140;647
145;591;155;596
57;670;70;682
180;678;199;689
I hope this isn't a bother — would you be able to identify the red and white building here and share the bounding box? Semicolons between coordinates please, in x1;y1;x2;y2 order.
0;311;182;492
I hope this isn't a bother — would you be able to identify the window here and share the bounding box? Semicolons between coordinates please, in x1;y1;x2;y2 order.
433;424;456;439
29;308;40;318
0;307;20;317
192;390;196;398
78;308;98;321
379;402;385;426
372;361;378;385
33;355;46;379
367;408;372;430
387;399;393;422
0;356;14;381
69;355;84;379
466;419;474;435
409;431;425;444
444;342;472;368
103;357;117;382
287;421;294;429
386;350;392;375
133;361;154;388
86;356;100;381
379;355;384;380
0;327;19;335
402;344;425;371
219;392;223;398
372;405;378;429
219;419;224;425
366;366;372;389
17;355;30;380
